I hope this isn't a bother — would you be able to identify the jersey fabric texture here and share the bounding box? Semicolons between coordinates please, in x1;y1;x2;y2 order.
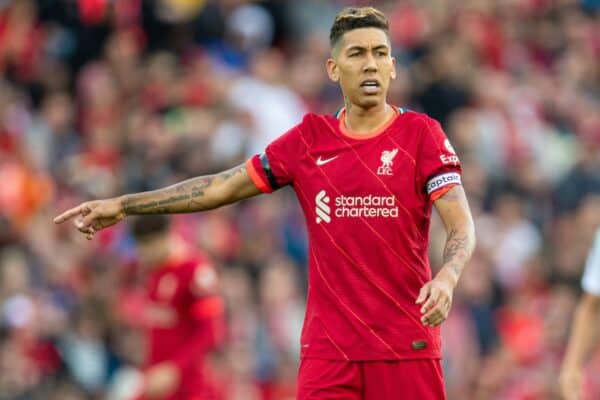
246;107;462;361
582;228;600;296
297;358;446;400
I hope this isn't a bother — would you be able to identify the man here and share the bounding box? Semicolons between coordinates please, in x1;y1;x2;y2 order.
560;227;600;400
55;7;476;399
126;215;225;400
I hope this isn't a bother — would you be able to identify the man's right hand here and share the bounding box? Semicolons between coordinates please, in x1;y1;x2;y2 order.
53;198;125;240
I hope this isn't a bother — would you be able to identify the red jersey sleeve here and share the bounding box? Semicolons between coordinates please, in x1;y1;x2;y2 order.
246;115;308;193
416;116;462;201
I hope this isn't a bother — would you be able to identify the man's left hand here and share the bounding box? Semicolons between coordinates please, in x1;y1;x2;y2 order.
416;275;454;327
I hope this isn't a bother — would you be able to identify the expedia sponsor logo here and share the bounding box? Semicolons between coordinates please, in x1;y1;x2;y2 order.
315;190;398;223
444;139;456;154
426;173;461;195
440;154;460;165
440;139;460;165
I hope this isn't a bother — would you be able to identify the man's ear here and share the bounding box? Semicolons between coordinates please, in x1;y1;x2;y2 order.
391;57;397;80
326;58;339;82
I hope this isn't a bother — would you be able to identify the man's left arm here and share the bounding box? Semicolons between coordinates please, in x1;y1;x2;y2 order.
416;185;476;326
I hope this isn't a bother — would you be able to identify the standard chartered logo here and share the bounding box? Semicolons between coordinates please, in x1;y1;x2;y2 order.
315;190;331;224
315;190;398;224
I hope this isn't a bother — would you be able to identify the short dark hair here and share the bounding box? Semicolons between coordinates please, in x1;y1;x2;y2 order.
329;7;390;50
130;215;170;241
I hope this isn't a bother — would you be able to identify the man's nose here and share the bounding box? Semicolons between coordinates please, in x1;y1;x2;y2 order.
363;53;378;72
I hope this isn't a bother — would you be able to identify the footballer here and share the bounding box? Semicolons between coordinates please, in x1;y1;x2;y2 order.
55;7;476;399
125;215;225;400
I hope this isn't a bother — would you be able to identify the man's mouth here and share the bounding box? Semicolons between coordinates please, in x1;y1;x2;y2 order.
360;80;381;94
360;80;380;88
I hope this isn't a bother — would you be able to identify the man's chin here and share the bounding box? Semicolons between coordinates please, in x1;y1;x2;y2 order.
356;96;383;109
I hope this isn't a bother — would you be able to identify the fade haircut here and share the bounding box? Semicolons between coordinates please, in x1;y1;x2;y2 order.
329;7;390;52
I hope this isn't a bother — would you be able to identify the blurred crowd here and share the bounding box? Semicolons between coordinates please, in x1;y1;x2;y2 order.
0;0;599;399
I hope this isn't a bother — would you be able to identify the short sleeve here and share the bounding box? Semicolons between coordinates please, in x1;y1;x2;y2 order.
582;230;600;296
246;116;308;193
416;116;462;201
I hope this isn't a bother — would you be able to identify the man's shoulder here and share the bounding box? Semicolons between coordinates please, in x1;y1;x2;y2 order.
285;112;336;144
298;112;333;128
394;108;438;130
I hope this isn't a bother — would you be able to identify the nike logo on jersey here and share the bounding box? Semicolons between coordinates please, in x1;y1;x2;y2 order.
316;155;339;166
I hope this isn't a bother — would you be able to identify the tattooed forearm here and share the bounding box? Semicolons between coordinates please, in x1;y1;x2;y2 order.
443;228;469;264
433;185;476;287
121;165;249;215
441;227;475;283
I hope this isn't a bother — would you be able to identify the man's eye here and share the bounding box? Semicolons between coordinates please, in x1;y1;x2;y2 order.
349;53;359;57
378;51;388;56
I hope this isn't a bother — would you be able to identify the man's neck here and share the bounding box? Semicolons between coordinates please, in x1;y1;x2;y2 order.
344;102;395;135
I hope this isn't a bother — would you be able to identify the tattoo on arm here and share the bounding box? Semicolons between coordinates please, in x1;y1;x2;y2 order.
122;165;246;215
434;185;476;285
443;228;470;277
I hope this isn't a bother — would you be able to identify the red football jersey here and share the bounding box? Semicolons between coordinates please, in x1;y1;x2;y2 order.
140;251;225;399
246;107;461;361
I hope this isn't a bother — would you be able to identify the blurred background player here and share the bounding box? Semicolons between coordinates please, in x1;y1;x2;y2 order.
124;215;225;400
560;227;600;400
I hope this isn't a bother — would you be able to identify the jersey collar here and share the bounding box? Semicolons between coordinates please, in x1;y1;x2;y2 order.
337;105;401;140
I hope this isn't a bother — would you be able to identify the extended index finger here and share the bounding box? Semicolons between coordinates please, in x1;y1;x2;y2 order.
53;205;84;224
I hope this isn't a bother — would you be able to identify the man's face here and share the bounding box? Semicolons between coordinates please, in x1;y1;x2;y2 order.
327;27;396;109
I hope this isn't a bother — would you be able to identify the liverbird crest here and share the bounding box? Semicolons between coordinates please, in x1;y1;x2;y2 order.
381;149;398;166
377;148;398;175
